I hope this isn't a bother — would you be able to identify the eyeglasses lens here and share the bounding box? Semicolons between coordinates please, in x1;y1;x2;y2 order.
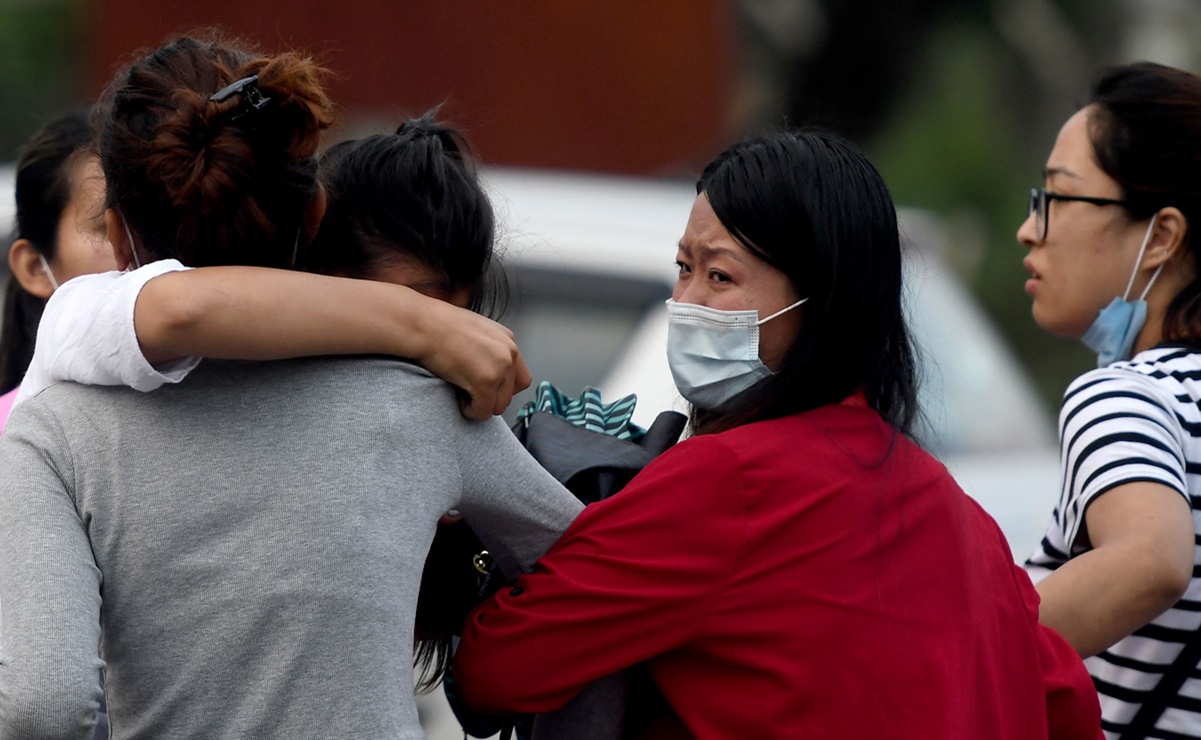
1028;188;1047;241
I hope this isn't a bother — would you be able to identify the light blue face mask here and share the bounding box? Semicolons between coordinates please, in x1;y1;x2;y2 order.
1081;216;1163;367
665;297;807;410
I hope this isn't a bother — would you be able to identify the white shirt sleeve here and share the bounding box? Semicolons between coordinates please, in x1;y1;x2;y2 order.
14;259;201;406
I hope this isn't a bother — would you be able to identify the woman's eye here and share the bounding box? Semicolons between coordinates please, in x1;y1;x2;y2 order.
709;270;731;283
674;260;691;275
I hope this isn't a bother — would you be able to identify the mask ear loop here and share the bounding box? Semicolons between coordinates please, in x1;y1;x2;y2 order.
121;212;142;270
756;297;809;326
1124;214;1164;301
36;253;60;291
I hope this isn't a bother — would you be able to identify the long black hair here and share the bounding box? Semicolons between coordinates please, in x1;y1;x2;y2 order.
691;130;919;437
0;110;94;394
1086;62;1201;344
301;111;505;318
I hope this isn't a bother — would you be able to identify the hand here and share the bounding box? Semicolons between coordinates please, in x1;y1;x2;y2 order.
417;301;532;419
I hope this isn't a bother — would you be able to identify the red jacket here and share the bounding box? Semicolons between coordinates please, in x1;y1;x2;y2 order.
455;400;1101;739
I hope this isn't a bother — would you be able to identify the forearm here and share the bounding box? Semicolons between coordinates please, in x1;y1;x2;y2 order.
1036;544;1188;657
133;266;530;418
134;267;437;364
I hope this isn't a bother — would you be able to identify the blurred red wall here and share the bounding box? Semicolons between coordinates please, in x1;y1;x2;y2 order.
88;1;736;175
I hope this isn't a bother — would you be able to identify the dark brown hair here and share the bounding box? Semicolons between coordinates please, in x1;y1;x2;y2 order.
1087;62;1201;343
97;34;334;268
0;110;94;394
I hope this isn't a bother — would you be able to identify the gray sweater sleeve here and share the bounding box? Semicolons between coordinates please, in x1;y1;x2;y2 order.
451;416;583;579
0;401;105;740
451;417;627;740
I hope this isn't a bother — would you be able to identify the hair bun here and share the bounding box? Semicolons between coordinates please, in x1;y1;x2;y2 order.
99;35;334;267
396;117;436;138
396;113;469;163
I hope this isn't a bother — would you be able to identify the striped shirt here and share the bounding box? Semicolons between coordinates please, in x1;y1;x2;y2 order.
1026;345;1201;739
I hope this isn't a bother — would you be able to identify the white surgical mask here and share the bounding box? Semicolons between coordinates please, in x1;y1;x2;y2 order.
36;253;60;291
665;297;807;409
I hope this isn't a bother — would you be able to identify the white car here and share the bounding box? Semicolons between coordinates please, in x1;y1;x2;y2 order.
486;167;1060;561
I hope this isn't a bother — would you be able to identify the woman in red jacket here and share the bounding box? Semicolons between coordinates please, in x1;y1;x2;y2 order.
453;130;1102;739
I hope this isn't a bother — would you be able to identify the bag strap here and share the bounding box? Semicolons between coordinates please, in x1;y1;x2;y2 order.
1118;626;1201;739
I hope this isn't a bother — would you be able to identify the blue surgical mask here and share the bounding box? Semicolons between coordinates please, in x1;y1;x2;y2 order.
665;297;807;410
1081;216;1163;367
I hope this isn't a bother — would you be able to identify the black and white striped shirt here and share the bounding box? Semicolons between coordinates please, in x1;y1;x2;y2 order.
1027;345;1201;740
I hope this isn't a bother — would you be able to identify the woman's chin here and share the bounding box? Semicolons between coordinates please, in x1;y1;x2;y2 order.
1031;307;1086;340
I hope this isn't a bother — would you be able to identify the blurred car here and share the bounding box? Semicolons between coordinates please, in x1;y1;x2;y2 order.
486;167;1061;561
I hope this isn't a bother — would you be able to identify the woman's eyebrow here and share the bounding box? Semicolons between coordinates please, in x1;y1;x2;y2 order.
1044;166;1081;180
697;244;743;263
677;240;744;264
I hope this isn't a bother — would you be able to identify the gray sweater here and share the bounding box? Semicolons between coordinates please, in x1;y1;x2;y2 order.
0;358;583;740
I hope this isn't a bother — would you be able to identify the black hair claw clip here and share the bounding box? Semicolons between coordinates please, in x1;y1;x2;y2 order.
209;75;272;117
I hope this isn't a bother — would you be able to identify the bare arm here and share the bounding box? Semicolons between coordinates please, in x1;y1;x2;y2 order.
1035;481;1194;657
135;267;531;419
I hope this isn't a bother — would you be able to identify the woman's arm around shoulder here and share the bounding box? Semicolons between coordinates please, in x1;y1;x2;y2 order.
134;267;530;418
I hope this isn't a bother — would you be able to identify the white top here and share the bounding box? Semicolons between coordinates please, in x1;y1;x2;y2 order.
1025;345;1201;739
15;260;200;407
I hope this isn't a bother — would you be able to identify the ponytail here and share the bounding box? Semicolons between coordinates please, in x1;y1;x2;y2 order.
303;111;505;317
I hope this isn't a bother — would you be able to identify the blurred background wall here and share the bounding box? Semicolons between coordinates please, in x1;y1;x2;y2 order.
2;0;1200;410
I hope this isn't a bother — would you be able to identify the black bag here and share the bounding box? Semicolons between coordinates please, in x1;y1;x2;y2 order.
423;409;687;740
417;409;687;637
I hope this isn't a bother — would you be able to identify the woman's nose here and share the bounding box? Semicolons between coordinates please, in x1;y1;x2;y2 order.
672;280;707;307
1016;211;1040;249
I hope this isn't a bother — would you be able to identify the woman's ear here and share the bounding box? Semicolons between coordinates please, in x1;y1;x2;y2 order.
8;239;55;299
1144;206;1188;270
105;208;136;271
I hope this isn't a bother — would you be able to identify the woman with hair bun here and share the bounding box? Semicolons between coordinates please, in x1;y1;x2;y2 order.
1020;62;1201;738
0;36;580;740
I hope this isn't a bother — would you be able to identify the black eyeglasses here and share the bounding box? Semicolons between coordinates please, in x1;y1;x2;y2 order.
1028;187;1128;241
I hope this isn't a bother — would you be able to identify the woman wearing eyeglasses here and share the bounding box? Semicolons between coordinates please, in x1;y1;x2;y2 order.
1019;62;1201;739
